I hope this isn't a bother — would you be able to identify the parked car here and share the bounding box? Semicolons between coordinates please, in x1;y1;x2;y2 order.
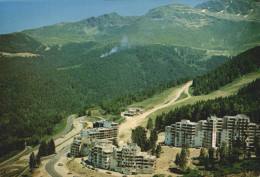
58;163;63;166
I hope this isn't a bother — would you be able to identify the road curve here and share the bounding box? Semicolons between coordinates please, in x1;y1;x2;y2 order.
53;115;74;141
45;146;70;177
118;81;193;143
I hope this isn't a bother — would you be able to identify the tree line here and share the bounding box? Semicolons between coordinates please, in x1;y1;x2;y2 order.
0;41;230;159
100;77;190;115
192;136;260;176
192;46;260;95
29;139;55;170
131;120;161;158
155;78;260;132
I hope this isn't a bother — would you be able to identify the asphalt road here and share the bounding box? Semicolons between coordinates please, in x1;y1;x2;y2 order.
0;115;74;177
45;146;70;177
53;115;74;140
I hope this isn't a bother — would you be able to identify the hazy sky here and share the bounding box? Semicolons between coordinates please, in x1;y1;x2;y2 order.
0;0;209;34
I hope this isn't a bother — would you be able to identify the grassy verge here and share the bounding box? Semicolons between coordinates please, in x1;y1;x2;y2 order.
148;70;260;121
130;84;184;111
188;87;194;96
41;117;68;142
176;91;188;101
0;150;22;163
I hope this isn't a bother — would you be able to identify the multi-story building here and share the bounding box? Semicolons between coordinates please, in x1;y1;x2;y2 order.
111;143;156;174
221;114;258;148
165;119;196;147
203;116;223;148
165;114;260;149
91;143;115;170
70;136;82;157
71;120;117;157
82;141;156;175
80;120;118;141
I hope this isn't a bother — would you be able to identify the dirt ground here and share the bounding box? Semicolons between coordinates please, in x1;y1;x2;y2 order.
32;159;51;177
118;81;192;144
62;146;200;177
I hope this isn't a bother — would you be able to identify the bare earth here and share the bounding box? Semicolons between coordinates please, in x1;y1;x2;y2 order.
43;81;206;177
0;52;39;57
118;81;192;144
62;146;200;177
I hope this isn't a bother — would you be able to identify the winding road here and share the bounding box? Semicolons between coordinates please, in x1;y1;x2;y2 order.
45;146;70;177
118;81;193;143
0;115;75;177
45;117;83;177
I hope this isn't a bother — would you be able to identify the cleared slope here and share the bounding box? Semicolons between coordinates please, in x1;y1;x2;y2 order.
147;69;260;121
118;81;192;143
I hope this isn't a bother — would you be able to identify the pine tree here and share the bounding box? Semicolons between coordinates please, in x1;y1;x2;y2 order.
146;118;153;130
199;148;206;165
149;129;158;149
219;142;228;165
29;152;36;170
87;110;91;116
208;147;215;163
176;147;189;171
155;144;162;158
35;153;41;167
48;139;55;155
175;153;180;166
38;141;47;156
151;147;156;155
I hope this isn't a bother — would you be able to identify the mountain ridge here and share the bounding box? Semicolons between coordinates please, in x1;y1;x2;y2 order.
16;0;260;55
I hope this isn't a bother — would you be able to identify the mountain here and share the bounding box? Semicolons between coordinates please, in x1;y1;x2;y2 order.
20;1;260;55
0;33;45;53
21;13;138;46
195;0;260;19
0;0;259;160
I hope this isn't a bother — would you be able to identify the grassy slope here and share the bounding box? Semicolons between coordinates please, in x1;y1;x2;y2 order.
131;69;260;127
129;84;184;111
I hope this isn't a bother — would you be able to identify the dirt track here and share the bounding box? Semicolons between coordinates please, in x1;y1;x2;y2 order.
118;81;192;144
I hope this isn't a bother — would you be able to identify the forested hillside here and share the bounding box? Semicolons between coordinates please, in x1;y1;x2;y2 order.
0;40;229;158
192;46;260;95
0;33;44;53
0;0;259;162
155;78;260;132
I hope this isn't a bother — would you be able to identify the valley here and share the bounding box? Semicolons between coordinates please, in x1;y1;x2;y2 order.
0;0;260;176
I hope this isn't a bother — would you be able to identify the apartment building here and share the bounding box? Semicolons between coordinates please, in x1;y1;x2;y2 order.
91;143;115;170
165;114;259;149
81;140;156;175
165;119;196;147
70;136;82;157
221;114;258;148
203;116;223;148
111;143;156;174
80;120;118;141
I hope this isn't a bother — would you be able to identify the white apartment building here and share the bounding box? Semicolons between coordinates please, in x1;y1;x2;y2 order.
70;136;82;157
83;140;156;175
111;143;156;174
80;120;118;141
165;119;196;147
165;114;259;149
